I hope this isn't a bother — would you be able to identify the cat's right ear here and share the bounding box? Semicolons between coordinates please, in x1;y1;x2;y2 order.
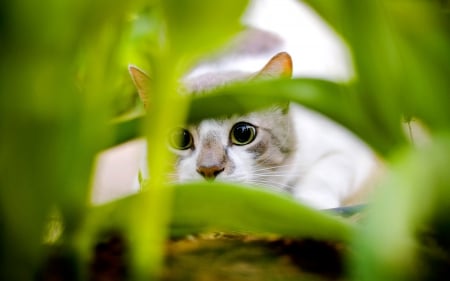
255;52;293;79
128;65;150;108
255;52;292;113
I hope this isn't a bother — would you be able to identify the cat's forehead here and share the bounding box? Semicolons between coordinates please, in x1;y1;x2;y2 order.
196;119;228;132
191;108;283;133
192;118;235;136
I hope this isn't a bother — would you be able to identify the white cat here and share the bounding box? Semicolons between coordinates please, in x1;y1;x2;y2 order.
129;52;376;209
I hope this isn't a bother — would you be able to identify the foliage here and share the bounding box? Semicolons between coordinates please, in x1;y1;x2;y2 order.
0;0;449;280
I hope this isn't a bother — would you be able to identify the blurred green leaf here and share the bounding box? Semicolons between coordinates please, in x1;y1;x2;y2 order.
163;0;249;60
0;0;140;278
189;78;406;155
111;116;144;146
304;0;450;133
351;134;450;281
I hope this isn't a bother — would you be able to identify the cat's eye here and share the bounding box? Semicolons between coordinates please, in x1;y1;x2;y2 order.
230;122;257;145
169;128;193;150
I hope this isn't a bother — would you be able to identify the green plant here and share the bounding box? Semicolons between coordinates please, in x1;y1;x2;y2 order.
1;0;449;280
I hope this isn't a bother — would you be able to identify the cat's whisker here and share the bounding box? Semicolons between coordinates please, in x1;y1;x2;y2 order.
250;164;296;173
255;174;296;178
244;178;291;191
252;171;304;177
253;164;295;170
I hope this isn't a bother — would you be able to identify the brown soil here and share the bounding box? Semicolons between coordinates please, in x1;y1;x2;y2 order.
85;232;346;281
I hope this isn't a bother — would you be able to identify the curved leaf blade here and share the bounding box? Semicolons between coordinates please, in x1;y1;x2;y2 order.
77;182;354;248
170;182;354;242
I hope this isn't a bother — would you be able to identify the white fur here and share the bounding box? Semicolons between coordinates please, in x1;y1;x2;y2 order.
287;105;375;208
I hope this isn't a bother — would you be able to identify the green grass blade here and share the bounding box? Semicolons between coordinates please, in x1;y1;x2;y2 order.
126;1;251;279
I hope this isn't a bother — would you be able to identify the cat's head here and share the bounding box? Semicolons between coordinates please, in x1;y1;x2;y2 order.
129;52;297;191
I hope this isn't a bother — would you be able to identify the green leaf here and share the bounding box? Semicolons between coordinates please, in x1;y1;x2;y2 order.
110;116;144;147
163;0;249;59
351;134;450;281
303;0;450;133
170;182;354;241
188;78;406;155
77;182;354;250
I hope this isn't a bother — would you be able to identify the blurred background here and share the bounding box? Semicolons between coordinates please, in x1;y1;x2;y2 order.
1;0;449;280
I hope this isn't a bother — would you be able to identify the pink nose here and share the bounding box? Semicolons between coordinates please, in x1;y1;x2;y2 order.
196;165;224;180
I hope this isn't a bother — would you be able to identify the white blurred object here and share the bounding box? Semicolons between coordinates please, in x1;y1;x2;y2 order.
243;0;353;80
91;140;145;204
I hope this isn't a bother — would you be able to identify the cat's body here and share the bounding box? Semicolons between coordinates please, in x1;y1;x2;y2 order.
129;52;377;209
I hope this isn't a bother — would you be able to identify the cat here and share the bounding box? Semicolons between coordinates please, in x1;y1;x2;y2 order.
129;52;376;209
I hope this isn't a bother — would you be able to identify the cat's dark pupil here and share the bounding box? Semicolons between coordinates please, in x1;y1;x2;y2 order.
233;123;255;144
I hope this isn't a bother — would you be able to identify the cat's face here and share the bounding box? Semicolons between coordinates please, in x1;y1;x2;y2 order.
167;106;296;189
129;52;295;190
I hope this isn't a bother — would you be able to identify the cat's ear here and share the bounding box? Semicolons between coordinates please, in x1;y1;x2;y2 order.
128;65;150;108
255;52;293;79
255;52;292;113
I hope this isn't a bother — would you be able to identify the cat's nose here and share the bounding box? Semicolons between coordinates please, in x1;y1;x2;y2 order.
197;165;224;180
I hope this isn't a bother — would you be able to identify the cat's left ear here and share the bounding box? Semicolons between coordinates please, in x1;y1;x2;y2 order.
129;65;150;108
255;52;293;79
